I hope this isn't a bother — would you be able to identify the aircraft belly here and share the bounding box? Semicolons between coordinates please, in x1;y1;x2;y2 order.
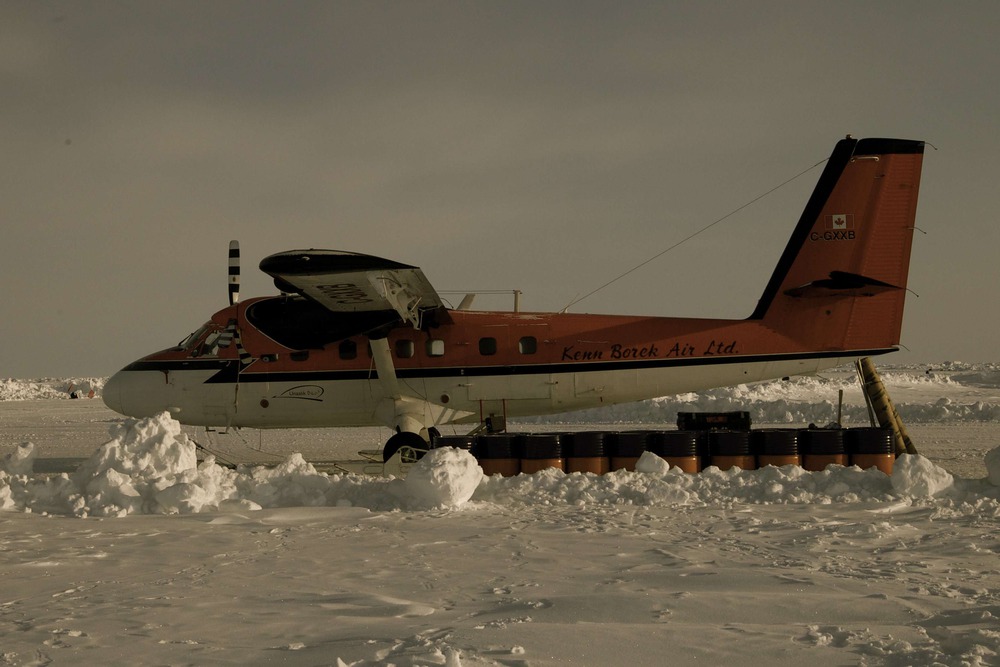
627;356;851;399
516;355;855;416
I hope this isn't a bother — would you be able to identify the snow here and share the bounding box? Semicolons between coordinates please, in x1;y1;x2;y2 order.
891;454;956;497
22;413;955;516
1;364;1000;665
0;377;104;401
404;447;484;509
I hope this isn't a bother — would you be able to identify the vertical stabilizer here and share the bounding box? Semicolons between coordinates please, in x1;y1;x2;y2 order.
750;137;925;353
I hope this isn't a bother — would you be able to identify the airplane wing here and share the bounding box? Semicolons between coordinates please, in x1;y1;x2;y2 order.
259;249;447;330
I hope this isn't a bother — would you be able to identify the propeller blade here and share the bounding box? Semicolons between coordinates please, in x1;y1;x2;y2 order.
228;240;240;305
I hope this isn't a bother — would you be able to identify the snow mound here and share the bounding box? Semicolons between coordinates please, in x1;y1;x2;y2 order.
890;454;955;497
985;445;1000;486
0;414;487;516
404;447;483;509
1;443;36;476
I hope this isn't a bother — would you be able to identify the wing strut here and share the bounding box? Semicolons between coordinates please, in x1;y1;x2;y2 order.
369;337;402;401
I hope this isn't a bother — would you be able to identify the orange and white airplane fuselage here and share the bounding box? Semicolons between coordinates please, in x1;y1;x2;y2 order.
103;307;886;429
103;136;926;452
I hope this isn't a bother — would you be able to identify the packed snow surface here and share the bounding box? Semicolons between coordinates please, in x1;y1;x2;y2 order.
2;364;1000;665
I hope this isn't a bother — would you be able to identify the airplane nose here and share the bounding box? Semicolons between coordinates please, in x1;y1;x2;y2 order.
102;371;124;415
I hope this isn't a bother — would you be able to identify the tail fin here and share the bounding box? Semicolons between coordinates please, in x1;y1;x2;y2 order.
750;136;925;353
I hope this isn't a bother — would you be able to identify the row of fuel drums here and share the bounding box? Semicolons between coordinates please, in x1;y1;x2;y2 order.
431;427;896;477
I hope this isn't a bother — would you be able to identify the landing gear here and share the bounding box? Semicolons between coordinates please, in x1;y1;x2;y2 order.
382;430;428;463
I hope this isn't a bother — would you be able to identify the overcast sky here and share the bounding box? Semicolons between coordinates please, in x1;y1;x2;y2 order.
3;1;999;378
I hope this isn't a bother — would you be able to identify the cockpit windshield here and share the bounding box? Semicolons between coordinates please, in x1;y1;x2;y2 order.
177;325;211;351
175;323;227;357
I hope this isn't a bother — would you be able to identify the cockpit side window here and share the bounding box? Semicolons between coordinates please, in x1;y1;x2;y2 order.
198;331;222;357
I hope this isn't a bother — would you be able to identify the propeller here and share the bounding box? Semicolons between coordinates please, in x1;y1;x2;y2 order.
226;240;253;367
228;240;240;306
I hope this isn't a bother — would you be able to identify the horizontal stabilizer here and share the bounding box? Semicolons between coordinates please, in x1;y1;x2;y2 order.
784;271;902;298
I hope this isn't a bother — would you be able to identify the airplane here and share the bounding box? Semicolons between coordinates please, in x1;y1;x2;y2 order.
102;135;926;461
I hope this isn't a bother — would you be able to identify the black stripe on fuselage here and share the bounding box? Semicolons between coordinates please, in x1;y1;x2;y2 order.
120;348;895;384
123;359;241;383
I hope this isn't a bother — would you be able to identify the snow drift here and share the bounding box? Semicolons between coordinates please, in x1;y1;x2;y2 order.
3;412;1000;518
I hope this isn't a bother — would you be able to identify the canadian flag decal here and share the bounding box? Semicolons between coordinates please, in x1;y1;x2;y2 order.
827;214;854;230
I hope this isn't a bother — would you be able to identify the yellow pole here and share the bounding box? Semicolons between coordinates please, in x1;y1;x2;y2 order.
856;359;878;426
857;357;918;456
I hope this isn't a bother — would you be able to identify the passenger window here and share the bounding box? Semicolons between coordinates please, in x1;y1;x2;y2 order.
339;340;358;360
426;339;445;357
479;337;497;356
518;336;537;354
396;340;415;359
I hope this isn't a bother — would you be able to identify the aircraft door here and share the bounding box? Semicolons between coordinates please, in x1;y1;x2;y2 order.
180;323;238;426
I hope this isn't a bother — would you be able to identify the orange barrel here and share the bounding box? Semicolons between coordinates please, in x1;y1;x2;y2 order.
520;434;565;474
476;433;522;477
432;434;478;453
751;429;801;468
608;431;648;471
799;429;848;471
708;430;755;470
694;430;711;468
648;431;700;473
565;432;610;474
846;427;895;474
